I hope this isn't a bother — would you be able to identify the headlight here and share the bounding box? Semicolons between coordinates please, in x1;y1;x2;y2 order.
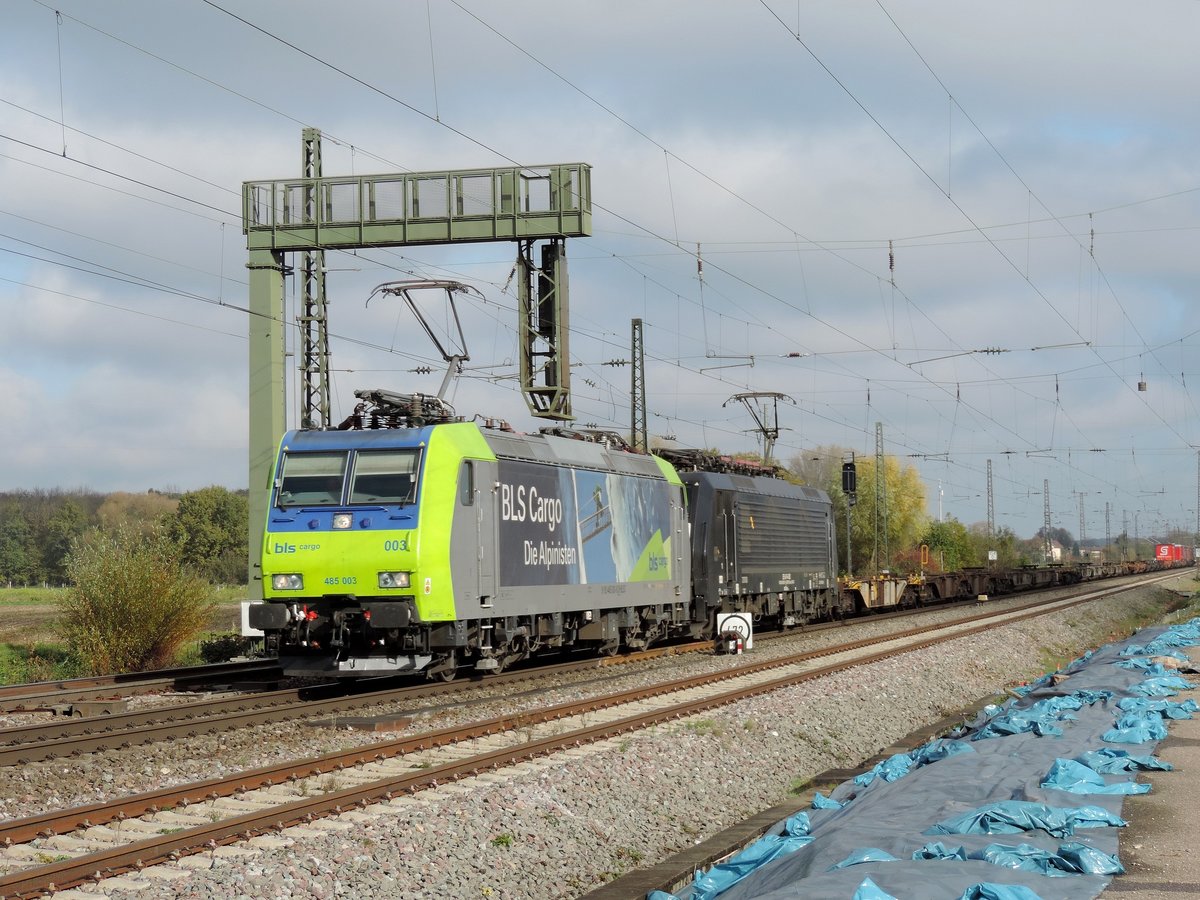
332;513;353;530
378;571;411;589
272;574;304;591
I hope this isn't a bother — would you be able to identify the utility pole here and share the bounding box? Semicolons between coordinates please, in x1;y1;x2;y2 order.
298;128;331;430
1105;502;1111;562
874;422;887;572
842;452;857;575
1043;479;1052;562
986;459;994;538
630;318;647;452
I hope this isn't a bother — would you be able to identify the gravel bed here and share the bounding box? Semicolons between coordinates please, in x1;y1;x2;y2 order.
15;577;1193;899
0;589;1083;823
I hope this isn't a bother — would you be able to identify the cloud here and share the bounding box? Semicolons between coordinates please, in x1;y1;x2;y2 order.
0;0;1196;543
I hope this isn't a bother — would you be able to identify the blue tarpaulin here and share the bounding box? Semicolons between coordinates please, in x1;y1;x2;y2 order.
969;693;1109;741
925;800;1125;838
851;878;899;900
1126;675;1193;697
654;617;1200;900
1040;758;1150;795
853;740;975;787
1075;747;1172;773
956;885;1046;900
647;812;816;900
1116;696;1197;718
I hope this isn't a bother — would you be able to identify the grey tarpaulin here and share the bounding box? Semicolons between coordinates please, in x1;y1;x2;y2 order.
651;619;1200;900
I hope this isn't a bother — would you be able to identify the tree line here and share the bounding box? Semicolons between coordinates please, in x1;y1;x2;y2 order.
3;454;1183;589
784;446;1022;575
0;487;248;587
786;446;1197;574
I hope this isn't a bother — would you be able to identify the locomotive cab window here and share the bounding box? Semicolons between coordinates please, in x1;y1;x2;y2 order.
277;452;347;507
683;482;698;513
459;460;475;506
349;449;420;505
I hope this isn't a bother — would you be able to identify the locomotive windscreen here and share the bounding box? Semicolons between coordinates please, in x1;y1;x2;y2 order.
349;450;420;504
276;448;421;508
276;452;347;507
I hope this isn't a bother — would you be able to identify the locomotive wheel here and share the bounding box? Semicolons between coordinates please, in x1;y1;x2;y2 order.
437;666;458;683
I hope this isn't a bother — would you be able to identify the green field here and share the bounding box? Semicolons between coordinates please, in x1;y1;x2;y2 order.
0;585;248;684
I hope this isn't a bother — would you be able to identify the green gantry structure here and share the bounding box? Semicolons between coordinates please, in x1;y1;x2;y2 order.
242;158;592;597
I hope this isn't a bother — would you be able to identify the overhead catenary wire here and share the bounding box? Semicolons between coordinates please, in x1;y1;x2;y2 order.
18;0;1180;453
4;0;1195;535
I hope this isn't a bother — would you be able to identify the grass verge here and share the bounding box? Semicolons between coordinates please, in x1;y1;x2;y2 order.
0;585;247;683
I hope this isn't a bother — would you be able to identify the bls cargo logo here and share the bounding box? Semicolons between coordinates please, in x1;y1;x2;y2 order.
497;460;577;586
499;482;564;533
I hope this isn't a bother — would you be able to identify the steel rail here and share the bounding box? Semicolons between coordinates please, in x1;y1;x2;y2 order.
0;661;284;713
0;645;683;765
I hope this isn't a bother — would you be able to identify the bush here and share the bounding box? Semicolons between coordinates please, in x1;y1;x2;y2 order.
58;525;216;674
0;643;81;684
197;631;260;664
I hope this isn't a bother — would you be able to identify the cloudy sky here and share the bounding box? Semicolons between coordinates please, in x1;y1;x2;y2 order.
3;0;1198;544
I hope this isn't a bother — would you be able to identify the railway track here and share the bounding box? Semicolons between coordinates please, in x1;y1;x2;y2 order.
0;573;1176;899
0;660;283;714
0;640;713;767
0;571;1172;767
